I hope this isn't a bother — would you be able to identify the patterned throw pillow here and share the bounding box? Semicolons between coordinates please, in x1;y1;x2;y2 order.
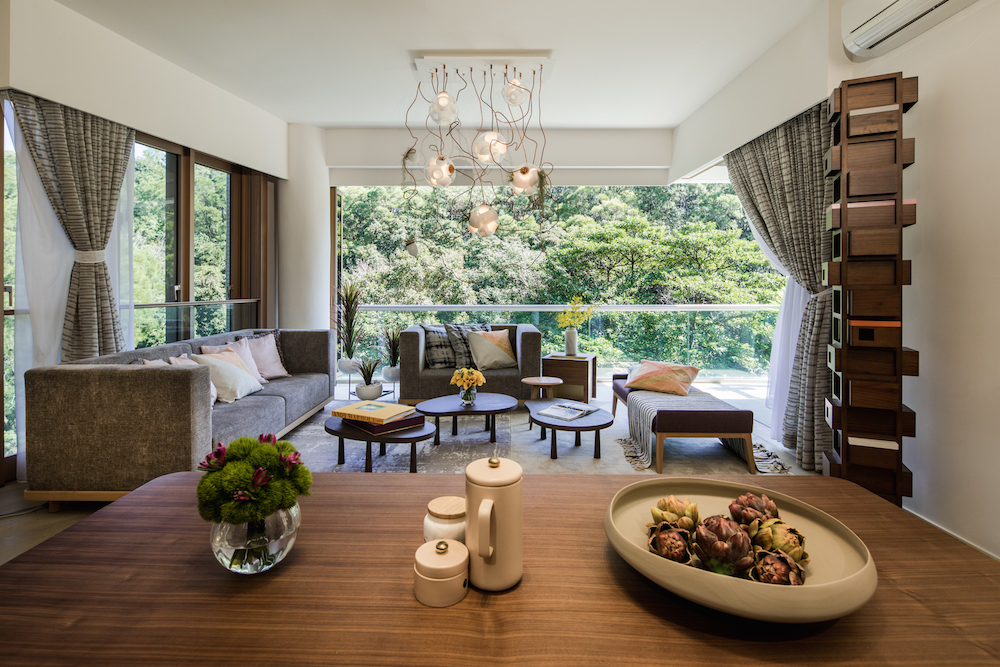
238;329;285;366
624;359;701;396
421;325;456;369
444;323;489;369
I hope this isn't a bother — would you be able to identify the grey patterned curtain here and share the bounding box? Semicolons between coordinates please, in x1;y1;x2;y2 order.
725;102;833;470
7;91;135;361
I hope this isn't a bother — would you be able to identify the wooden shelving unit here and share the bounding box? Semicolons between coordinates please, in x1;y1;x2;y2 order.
822;72;919;506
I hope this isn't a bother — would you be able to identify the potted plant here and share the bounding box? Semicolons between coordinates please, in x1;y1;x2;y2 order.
197;434;312;574
337;282;363;374
355;357;383;400
381;325;402;383
556;296;597;357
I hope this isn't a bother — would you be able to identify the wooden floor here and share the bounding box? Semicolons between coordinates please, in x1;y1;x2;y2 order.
0;481;107;566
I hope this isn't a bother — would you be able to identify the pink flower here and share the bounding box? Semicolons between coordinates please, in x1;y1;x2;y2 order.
252;467;272;488
280;452;302;470
198;442;227;471
233;490;251;501
258;434;277;446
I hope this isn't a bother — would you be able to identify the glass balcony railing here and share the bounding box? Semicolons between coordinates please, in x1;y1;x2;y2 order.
352;304;778;381
135;299;259;349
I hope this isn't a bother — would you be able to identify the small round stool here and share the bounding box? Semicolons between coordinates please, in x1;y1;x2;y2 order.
522;377;563;433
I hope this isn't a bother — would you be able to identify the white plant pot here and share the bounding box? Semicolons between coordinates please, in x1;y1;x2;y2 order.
355;382;383;401
338;357;361;374
564;327;578;356
382;365;401;383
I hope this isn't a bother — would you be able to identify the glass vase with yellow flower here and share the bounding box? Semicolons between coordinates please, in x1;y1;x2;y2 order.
556;297;597;357
450;368;487;405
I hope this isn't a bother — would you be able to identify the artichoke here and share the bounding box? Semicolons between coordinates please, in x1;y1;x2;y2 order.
729;492;779;527
747;518;809;564
692;515;754;577
647;522;693;565
750;550;806;586
650;495;699;532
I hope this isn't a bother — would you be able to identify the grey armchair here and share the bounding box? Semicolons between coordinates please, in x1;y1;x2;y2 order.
399;324;542;404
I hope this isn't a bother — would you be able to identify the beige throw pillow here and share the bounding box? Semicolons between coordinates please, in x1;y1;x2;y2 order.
240;333;289;380
200;337;268;384
468;330;518;371
191;351;263;403
169;354;218;406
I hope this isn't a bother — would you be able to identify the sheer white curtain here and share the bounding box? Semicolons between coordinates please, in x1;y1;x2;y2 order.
4;100;134;482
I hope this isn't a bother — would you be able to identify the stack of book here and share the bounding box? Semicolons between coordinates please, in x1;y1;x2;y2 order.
330;401;424;435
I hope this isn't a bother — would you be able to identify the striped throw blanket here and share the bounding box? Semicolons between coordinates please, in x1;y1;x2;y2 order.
626;389;749;469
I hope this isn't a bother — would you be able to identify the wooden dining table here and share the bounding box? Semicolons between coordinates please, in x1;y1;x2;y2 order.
2;472;998;666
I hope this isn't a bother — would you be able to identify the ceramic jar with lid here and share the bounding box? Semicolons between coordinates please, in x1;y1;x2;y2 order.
413;539;469;608
464;457;523;591
423;496;466;543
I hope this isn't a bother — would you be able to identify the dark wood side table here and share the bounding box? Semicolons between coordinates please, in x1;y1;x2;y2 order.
525;399;614;459
542;353;597;404
324;417;436;473
415;392;518;446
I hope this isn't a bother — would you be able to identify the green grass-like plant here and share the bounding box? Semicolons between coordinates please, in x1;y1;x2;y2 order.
338;282;364;359
358;357;381;385
196;435;312;525
382;326;401;367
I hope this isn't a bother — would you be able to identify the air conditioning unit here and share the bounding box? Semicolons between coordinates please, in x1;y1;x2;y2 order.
842;0;982;61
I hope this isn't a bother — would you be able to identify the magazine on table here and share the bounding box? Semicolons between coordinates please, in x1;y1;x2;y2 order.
537;401;597;421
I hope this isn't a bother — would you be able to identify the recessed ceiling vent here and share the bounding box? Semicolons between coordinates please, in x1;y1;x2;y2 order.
842;0;981;61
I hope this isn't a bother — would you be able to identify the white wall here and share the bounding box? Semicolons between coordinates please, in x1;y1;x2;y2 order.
5;0;287;178
277;124;330;329
670;1;832;181
845;0;1000;558
325;128;673;187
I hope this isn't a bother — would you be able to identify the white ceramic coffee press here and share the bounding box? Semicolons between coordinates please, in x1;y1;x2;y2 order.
464;457;523;591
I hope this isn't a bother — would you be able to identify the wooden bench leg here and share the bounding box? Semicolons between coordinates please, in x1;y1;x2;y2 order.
743;434;757;474
410;442;417;474
365;442;372;473
550;429;558;459
338;437;345;465
655;432;667;474
594;430;601;459
48;501;63;513
611;394;618;417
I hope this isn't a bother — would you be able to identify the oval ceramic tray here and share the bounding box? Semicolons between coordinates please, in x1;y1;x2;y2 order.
604;477;877;623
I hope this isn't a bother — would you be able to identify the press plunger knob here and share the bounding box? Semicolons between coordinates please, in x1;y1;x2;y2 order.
488;458;500;468
435;541;449;553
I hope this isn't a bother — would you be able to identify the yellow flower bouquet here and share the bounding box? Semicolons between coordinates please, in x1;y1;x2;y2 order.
450;367;486;404
556;296;597;329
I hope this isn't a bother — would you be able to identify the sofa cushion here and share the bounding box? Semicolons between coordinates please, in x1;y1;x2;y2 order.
241;329;286;366
468;330;517;370
255;373;330;424
201;337;268;384
238;332;289;379
192;351;262;403
421;325;455;369
444;323;489;369
170;354;218;406
211;395;286;445
625;360;700;396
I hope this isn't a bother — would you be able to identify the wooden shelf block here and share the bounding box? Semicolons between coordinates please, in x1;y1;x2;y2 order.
849;321;902;347
823;261;841;286
823;448;842;478
848;138;898;169
825;145;841;176
848;229;900;257
848;110;899;137
845;76;897;110
845;463;910;499
901;405;916;437
828;87;841;122
847;166;900;197
902;137;915;168
848;443;899;470
902;77;918;111
902;348;919;376
848;379;900;410
902;201;916;227
825;397;841;430
849;288;902;318
844;405;905;438
842;346;896;376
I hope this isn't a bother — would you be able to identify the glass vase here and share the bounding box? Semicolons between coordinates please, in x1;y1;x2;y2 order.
460;386;477;405
210;502;301;574
564;327;578;356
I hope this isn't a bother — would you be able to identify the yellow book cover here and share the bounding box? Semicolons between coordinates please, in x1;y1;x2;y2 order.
331;401;415;424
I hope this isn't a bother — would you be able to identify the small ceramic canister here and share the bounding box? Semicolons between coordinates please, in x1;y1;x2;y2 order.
423;496;466;543
413;539;470;608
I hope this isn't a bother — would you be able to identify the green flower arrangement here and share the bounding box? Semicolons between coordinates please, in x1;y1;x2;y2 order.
197;434;312;525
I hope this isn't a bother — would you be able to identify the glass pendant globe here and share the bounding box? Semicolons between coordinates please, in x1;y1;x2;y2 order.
470;204;497;231
502;78;528;106
427;155;455;187
478;219;499;237
428;91;458;126
512;164;540;191
473;131;508;163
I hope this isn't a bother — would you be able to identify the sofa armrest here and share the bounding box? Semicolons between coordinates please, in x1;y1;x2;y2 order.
24;365;213;493
278;329;336;397
515;324;542;377
399;325;425;401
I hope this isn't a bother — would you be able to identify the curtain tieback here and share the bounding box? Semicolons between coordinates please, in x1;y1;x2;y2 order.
74;249;105;264
810;287;833;300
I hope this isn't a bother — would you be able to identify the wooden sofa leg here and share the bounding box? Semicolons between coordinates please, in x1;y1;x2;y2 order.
655;432;667;474
611;395;618;417
743;434;757;474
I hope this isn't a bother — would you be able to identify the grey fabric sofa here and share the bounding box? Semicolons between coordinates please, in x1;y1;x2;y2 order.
23;329;335;504
399;324;542;404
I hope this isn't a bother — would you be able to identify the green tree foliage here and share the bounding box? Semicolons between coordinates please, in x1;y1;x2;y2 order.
339;184;783;375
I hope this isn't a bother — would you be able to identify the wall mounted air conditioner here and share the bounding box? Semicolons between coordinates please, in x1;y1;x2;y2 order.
842;0;982;61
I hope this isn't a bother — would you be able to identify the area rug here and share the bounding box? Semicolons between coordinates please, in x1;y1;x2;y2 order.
284;404;511;474
616;437;792;475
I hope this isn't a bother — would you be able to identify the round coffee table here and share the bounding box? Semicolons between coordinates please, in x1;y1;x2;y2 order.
324;417;437;473
524;399;615;460
415;392;518;446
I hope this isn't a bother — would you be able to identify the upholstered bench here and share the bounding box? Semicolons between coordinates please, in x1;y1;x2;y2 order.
612;373;756;475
